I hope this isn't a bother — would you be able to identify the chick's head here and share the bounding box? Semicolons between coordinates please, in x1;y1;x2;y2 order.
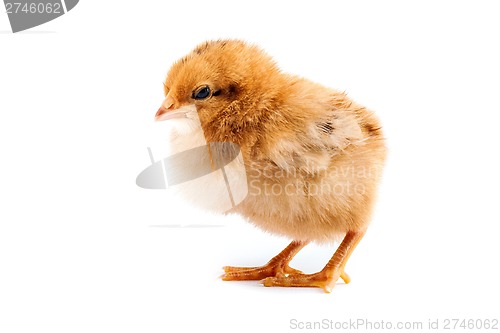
156;40;281;141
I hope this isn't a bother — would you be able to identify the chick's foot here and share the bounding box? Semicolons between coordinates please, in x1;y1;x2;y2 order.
221;240;307;281
222;263;302;281
262;269;349;293
263;230;365;293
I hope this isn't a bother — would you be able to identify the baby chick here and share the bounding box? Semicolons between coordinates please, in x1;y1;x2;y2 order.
155;40;386;293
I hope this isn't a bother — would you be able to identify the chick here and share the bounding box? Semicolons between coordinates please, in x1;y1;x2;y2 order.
155;40;386;293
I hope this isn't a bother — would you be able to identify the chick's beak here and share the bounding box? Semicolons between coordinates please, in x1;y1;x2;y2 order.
155;94;186;121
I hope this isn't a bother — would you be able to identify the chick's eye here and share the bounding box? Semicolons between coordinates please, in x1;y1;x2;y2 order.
193;86;211;100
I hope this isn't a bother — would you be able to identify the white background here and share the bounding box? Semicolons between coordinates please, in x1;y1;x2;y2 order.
1;1;499;332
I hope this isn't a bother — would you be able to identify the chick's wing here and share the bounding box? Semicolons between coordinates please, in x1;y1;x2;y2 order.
265;104;366;176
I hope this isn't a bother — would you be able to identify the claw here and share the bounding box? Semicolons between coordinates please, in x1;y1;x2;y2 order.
340;271;351;284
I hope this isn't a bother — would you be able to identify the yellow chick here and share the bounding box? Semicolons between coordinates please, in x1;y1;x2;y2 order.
155;40;386;293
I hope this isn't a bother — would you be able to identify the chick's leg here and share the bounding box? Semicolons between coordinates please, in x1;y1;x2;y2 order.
263;230;365;293
222;240;308;281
